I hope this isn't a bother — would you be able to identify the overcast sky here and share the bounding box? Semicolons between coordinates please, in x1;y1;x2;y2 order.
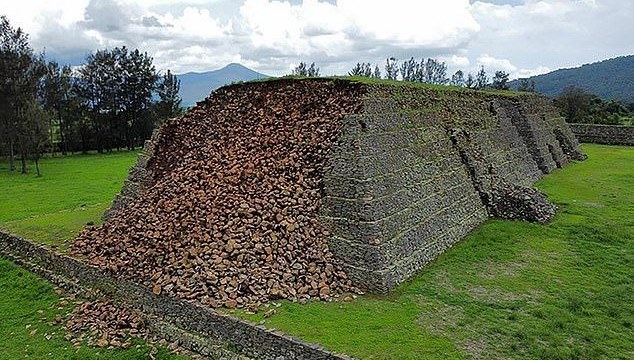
2;0;632;78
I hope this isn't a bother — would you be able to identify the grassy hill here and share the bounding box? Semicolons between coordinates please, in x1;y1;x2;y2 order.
511;55;634;102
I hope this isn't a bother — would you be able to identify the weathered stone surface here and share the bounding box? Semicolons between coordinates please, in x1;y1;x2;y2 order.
323;85;584;293
76;79;585;299
570;123;634;146
73;79;363;310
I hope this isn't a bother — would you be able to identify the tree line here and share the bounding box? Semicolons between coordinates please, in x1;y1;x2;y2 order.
555;85;634;125
293;57;532;92
0;16;182;175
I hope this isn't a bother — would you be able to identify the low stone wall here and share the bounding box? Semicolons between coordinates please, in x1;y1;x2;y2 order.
0;231;352;360
570;124;634;146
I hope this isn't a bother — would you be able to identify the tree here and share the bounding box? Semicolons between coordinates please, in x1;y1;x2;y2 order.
399;57;417;82
0;15;35;171
308;63;319;77
349;62;372;77
418;58;448;85
292;62;319;76
76;47;158;152
491;71;510;90
475;66;488;89
450;70;465;87
17;100;50;175
41;61;73;154
517;78;536;92
118;48;158;149
465;73;475;88
76;49;116;152
66;80;94;154
155;69;182;123
431;59;448;85
0;16;47;173
554;87;632;125
554;86;592;123
385;57;399;80
372;65;381;79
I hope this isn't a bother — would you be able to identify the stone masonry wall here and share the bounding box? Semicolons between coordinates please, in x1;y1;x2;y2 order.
570;124;634;146
100;80;584;294
321;86;584;293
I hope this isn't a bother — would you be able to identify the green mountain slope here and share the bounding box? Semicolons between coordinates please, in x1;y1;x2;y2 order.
511;55;634;102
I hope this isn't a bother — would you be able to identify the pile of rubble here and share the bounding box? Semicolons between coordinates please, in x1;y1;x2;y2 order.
487;184;557;223
72;79;365;309
64;300;149;349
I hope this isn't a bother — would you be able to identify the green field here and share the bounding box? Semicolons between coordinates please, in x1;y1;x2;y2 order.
0;258;187;359
0;151;186;359
0;151;138;248
1;144;633;360
233;144;634;359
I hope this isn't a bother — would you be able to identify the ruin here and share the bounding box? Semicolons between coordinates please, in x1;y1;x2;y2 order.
73;78;585;306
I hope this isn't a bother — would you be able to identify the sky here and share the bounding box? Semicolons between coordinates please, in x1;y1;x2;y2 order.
1;0;632;78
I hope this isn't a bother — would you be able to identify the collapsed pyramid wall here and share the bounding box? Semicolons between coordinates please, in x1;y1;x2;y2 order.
105;130;160;220
95;79;584;301
75;79;366;309
321;85;584;292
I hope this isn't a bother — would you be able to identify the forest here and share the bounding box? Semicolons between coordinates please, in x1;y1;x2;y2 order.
0;16;182;175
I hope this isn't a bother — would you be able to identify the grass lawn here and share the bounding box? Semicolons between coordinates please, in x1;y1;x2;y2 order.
0;258;187;359
232;144;633;360
1;144;632;360
0;151;138;249
0;152;186;359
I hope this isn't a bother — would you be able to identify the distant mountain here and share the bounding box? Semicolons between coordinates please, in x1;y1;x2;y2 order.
510;55;634;103
177;63;270;107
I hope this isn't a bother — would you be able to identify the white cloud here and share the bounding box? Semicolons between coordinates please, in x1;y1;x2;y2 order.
1;0;88;33
1;0;632;77
442;55;471;68
239;0;480;54
468;0;633;72
476;55;550;79
477;54;516;72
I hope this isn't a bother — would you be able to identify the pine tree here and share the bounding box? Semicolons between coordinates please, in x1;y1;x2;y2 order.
349;62;372;77
155;69;183;123
475;66;489;89
0;16;47;173
76;47;157;151
41;61;73;154
0;16;36;171
450;70;465;87
292;62;320;76
465;73;475;88
491;71;510;90
399;57;417;82
373;65;381;79
385;57;399;80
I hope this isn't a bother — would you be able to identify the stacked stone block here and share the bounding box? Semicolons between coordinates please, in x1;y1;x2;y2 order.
321;85;584;293
103;80;584;294
570;123;634;146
